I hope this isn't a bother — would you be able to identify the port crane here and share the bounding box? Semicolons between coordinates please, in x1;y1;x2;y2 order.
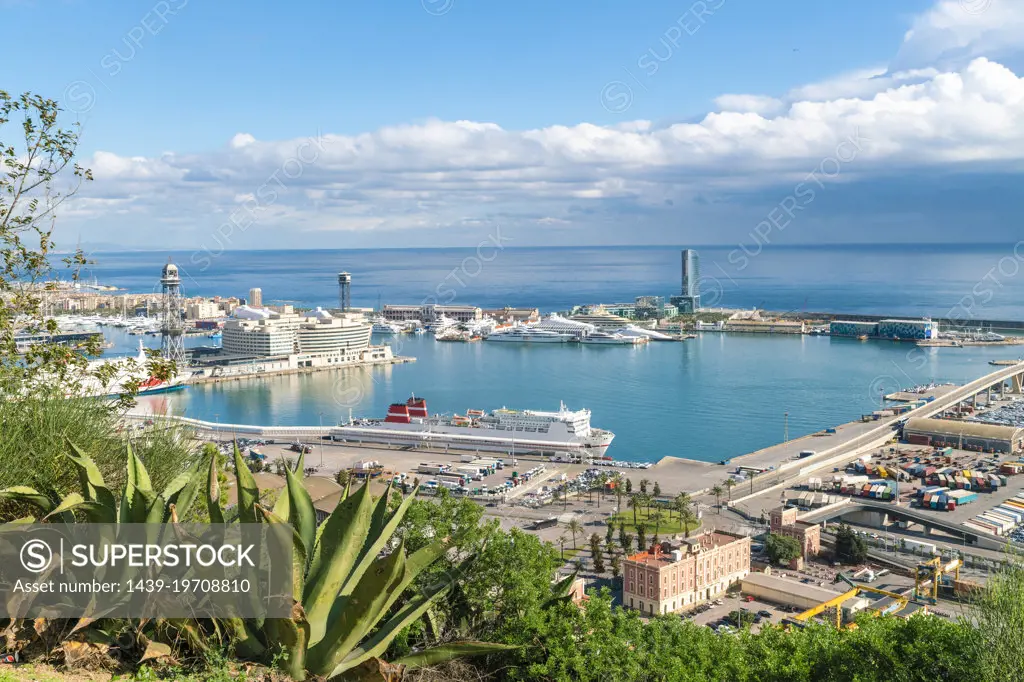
914;556;964;604
787;573;909;629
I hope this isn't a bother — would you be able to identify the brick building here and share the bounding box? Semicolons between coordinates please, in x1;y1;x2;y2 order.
623;530;751;616
769;506;822;558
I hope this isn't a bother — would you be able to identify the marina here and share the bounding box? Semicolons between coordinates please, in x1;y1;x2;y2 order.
130;331;1024;464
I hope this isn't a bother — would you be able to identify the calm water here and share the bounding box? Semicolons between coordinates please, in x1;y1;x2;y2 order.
125;331;1020;463
80;243;1024;319
88;243;1024;462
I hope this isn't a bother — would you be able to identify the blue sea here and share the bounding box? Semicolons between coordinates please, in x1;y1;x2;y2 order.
86;244;1024;463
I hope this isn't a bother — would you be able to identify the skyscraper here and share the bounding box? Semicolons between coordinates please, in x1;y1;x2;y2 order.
670;249;701;313
249;287;263;308
337;272;351;312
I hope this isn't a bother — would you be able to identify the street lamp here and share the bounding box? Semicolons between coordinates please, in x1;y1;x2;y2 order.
214;413;219;442
318;411;324;468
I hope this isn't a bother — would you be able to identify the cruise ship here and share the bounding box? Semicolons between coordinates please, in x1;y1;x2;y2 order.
334;396;614;457
485;326;573;343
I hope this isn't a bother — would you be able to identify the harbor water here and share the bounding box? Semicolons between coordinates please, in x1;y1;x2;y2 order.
123;330;1020;463
81;243;1024;463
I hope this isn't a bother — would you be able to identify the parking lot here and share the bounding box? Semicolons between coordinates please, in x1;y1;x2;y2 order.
682;593;792;634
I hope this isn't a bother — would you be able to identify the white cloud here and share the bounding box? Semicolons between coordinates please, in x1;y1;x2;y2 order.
63;0;1024;248
893;0;1024;72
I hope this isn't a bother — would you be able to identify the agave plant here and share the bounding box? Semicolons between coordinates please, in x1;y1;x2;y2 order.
0;441;513;680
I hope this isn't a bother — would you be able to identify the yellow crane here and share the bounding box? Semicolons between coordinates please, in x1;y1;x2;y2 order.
914;556;962;604
789;574;909;628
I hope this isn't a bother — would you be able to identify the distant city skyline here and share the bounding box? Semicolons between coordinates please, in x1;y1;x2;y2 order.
6;0;1024;250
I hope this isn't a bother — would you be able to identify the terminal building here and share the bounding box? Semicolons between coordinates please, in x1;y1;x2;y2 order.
622;530;751;616
199;306;387;374
381;304;482;323
903;417;1024;454
829;318;938;340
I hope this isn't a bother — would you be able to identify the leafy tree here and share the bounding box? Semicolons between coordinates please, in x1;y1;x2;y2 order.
765;533;803;565
636;523;647;552
835;522;868;564
639;478;649;494
625;478;633;494
334;468;351;488
976;554;1024;681
610;554;622;582
589;533;605;573
652;481;662;498
618;523;629;552
605;518;615;544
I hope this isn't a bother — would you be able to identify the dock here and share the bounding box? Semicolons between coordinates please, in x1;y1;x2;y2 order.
186;355;415;386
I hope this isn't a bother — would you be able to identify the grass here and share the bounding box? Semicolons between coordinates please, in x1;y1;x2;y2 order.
610;507;701;537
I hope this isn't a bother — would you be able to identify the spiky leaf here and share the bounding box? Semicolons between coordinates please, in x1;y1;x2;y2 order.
306;541;408;676
206;450;224;524
232;442;259;524
303;482;375;643
0;486;53;513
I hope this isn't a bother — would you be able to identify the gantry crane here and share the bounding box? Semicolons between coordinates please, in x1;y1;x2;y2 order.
914;556;962;604
788;573;910;629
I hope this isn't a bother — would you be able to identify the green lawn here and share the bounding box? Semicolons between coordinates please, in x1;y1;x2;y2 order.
610;507;700;537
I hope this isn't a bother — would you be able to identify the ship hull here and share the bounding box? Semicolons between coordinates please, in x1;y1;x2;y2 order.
333;422;613;457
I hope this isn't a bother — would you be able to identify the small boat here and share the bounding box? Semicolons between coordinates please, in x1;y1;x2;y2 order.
857;334;869;341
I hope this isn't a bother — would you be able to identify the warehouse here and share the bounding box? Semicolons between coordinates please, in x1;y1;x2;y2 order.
741;572;844;611
903;417;1024;454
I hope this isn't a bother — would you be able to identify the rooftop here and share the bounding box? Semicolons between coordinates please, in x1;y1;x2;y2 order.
741;572;843;603
904;416;1023;441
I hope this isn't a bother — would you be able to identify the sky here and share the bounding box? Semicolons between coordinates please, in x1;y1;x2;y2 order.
5;0;1024;251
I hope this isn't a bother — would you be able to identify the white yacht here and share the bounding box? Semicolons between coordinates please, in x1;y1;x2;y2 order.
371;317;402;335
614;324;676;341
537;313;596;339
581;330;646;345
485;326;572;343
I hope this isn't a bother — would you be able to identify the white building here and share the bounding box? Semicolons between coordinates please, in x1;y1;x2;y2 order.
221;307;372;361
185;301;221;320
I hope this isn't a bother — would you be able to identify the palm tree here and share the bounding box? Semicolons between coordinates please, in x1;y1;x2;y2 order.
557;534;568;561
567;518;583;549
650;510;665;538
673;492;691;522
724;478;737;502
614;483;625;512
679;506;698;538
628;493;642;525
711;484;724;512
